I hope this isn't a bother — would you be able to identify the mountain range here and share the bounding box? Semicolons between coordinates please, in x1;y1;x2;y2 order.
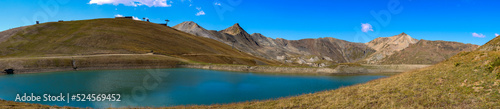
0;19;480;67
174;22;479;66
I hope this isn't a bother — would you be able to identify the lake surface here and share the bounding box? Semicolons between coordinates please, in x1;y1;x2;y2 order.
0;68;386;108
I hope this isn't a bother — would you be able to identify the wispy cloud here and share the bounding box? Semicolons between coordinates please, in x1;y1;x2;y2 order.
472;32;485;38
89;0;172;7
214;2;221;6
361;23;373;33
114;14;124;17
496;33;499;36
195;11;205;16
133;16;141;20
195;7;205;16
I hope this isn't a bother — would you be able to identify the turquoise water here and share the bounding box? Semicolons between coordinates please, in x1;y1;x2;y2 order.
0;68;386;108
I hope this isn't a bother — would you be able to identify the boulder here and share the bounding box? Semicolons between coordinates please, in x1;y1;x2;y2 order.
3;69;14;74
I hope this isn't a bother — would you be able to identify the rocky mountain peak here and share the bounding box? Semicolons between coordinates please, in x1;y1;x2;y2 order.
398;32;408;36
172;21;213;39
222;23;248;35
173;21;201;29
251;33;266;38
251;33;263;36
364;33;419;63
393;32;418;44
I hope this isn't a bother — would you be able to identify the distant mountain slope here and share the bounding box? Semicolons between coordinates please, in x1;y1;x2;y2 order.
173;21;479;66
380;40;479;64
174;22;375;67
0;19;278;65
172;21;220;41
365;32;419;64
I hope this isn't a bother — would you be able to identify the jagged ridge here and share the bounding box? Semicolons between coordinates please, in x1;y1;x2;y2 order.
173;22;478;66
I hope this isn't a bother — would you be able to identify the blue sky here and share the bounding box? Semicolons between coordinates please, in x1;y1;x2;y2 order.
0;0;499;45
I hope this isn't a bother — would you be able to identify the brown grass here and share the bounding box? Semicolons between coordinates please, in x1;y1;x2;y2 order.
0;18;279;66
0;99;77;109
381;40;479;64
0;54;186;73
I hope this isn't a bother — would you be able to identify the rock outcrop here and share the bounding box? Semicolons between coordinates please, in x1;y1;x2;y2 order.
365;32;419;64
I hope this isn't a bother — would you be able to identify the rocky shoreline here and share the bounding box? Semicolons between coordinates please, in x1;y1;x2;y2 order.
1;63;430;75
0;55;430;75
179;64;430;74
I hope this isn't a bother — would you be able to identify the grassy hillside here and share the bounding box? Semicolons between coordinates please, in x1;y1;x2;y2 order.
0;54;186;73
380;40;479;64
478;36;500;51
0;18;278;66
172;38;500;108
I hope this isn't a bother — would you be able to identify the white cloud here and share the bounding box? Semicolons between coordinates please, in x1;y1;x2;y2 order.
496;33;499;36
89;0;172;7
472;32;485;38
361;23;373;33
115;14;141;21
132;16;141;21
196;10;205;16
214;2;221;6
114;14;124;17
195;7;205;16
